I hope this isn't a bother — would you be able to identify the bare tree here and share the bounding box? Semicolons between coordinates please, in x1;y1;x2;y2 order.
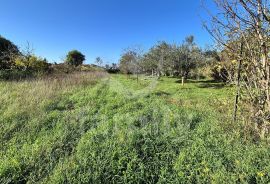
95;57;103;66
204;0;270;138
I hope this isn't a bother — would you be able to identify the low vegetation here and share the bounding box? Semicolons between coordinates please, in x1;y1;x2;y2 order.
1;74;270;183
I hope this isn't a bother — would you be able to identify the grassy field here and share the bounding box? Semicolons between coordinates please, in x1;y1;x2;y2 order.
1;73;270;183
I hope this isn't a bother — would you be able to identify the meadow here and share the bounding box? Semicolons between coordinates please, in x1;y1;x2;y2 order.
1;73;270;183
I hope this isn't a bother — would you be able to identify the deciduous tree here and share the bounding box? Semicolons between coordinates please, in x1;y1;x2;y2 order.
205;0;270;136
0;35;20;69
65;50;85;66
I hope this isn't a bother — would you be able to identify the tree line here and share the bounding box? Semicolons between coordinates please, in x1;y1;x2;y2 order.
119;35;221;81
1;34;226;81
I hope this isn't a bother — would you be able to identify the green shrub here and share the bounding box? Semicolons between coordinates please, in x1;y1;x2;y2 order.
211;64;229;82
0;69;34;80
14;55;50;72
211;60;237;82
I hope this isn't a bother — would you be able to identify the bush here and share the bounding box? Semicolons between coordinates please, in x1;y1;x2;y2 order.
0;69;34;80
211;64;229;82
0;55;51;80
189;67;208;80
106;67;120;74
80;64;103;72
14;55;50;72
210;51;237;82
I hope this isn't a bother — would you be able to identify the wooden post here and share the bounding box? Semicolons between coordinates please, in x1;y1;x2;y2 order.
182;77;184;86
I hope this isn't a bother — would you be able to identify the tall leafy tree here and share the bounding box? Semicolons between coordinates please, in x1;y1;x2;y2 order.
141;41;173;77
0;35;20;69
119;50;137;74
140;37;203;78
180;35;200;78
119;48;142;81
65;50;85;66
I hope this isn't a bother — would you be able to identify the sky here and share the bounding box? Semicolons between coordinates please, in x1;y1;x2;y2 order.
0;0;215;64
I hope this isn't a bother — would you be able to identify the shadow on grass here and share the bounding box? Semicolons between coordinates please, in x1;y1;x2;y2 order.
197;83;226;89
154;91;171;96
175;79;226;89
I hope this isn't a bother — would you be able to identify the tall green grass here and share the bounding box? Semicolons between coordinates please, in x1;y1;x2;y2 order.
0;74;269;183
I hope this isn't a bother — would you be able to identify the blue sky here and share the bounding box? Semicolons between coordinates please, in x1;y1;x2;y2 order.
0;0;214;64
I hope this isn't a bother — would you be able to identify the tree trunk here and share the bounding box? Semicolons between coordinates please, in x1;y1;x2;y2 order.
233;41;243;123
